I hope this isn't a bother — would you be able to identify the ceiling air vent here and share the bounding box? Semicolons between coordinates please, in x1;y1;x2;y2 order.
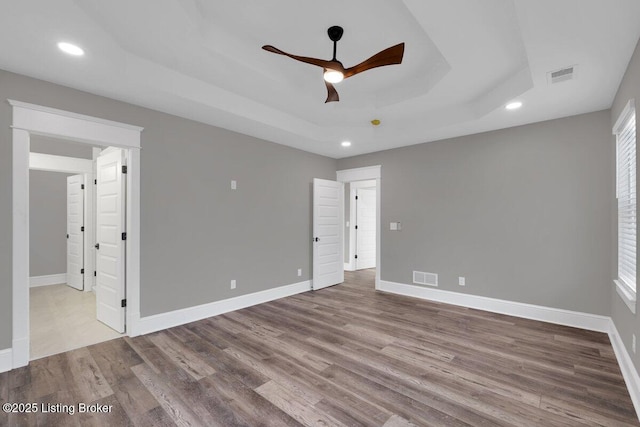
547;65;577;85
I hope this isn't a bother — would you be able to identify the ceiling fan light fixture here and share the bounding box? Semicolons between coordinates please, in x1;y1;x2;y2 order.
323;69;344;84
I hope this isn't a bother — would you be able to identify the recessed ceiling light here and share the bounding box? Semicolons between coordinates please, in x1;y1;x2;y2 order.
57;42;84;56
341;141;351;147
505;101;522;110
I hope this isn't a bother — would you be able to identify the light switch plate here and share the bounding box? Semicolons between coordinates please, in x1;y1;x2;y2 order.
231;180;237;190
230;279;236;289
390;222;398;231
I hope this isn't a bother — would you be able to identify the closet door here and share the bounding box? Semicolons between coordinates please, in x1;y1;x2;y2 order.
66;175;84;290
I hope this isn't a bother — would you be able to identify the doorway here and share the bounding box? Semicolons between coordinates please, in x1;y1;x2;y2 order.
28;138;127;359
336;166;381;289
10;100;142;369
346;180;377;271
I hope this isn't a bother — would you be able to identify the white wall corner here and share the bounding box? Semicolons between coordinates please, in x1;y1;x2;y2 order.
30;273;67;288
135;280;312;336
0;348;12;373
11;337;29;370
609;320;640;422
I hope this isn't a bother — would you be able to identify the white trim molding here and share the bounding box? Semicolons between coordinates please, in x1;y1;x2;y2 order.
337;165;381;182
9;99;143;148
30;274;67;288
615;279;637;314
613;98;636;135
135;280;312;336
609;320;640;421
29;152;93;174
10;99;143;369
378;280;611;332
0;348;12;373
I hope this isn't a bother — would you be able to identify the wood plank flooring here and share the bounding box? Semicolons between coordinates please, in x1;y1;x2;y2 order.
0;269;637;426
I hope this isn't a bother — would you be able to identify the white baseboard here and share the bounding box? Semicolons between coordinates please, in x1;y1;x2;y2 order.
0;348;12;373
30;273;66;288
136;280;312;336
378;280;611;332
608;320;640;421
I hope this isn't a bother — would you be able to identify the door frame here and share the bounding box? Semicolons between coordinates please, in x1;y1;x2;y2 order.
10;99;143;368
29;153;95;292
336;166;381;289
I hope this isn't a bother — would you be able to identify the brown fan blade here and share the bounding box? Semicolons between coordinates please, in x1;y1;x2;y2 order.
262;45;343;71
344;43;405;78
325;80;339;103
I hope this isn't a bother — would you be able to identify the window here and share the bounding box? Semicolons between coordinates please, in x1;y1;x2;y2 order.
614;99;637;312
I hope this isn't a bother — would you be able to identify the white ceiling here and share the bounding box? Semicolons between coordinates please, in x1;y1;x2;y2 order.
1;0;639;158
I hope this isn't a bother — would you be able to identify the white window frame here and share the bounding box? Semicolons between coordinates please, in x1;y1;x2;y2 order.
614;99;637;314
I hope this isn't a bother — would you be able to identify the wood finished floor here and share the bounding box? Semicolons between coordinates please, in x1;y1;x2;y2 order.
0;269;637;426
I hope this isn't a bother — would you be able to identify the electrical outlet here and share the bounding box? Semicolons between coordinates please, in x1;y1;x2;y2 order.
297;269;302;277
633;334;636;354
459;277;465;286
230;279;236;289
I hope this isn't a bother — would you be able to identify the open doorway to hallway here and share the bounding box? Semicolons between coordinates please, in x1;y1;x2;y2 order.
28;137;124;360
344;179;377;277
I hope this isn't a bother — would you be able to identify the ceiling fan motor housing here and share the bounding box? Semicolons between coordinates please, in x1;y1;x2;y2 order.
327;26;344;42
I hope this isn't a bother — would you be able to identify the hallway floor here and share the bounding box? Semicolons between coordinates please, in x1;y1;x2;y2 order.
30;284;123;360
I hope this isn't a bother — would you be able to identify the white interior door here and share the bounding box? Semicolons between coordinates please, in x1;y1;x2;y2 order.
96;148;126;333
66;175;84;290
313;178;344;290
356;188;376;270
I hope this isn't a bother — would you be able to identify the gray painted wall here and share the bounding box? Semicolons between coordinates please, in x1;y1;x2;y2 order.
29;170;73;277
30;135;95;159
610;38;640;372
0;69;336;349
338;110;613;315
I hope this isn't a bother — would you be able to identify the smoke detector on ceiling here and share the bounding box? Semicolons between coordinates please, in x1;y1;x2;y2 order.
547;65;578;85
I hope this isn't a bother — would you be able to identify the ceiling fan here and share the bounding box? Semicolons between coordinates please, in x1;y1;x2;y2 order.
262;26;405;103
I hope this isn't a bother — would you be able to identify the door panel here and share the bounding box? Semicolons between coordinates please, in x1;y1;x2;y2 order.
356;188;376;270
96;148;126;333
313;178;344;290
66;175;84;290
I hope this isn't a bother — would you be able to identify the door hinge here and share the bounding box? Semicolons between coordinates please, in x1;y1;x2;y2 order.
81;268;85;274
94;179;97;185
94;271;97;277
95;243;100;250
355;255;358;259
66;234;69;239
81;226;85;232
355;196;358;200
122;165;127;174
81;184;85;190
121;299;127;308
122;232;127;241
355;225;358;230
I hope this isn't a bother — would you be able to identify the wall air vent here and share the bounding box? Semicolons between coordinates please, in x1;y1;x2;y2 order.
413;271;438;287
547;65;577;85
